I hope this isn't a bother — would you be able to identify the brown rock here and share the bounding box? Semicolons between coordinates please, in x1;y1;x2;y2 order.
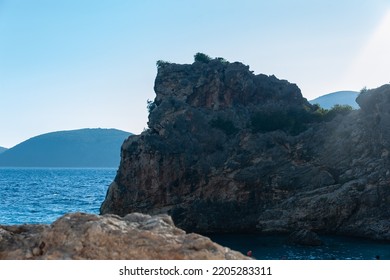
100;58;317;233
0;212;248;260
100;56;390;240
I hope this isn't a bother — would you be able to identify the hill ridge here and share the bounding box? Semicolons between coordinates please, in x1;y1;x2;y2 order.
0;128;132;167
310;90;359;109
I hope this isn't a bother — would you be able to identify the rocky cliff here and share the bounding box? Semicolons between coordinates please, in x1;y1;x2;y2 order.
0;212;247;259
100;57;390;240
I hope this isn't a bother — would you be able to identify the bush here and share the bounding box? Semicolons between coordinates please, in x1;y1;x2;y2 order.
323;104;353;121
250;109;310;135
311;104;353;121
250;104;353;135
156;60;170;69
194;52;212;63
210;118;238;136
147;99;156;113
360;86;368;94
216;57;228;64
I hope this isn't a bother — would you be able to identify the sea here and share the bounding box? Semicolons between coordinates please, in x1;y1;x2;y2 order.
0;167;115;224
1;167;389;260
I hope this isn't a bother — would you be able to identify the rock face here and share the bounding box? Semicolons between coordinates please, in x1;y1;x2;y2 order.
0;212;248;259
100;58;390;241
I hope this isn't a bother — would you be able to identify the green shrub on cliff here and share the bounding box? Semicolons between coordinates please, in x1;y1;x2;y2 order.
250;109;309;135
194;52;212;63
250;104;353;134
323;104;353;120
216;57;229;64
360;86;368;94
210;117;238;136
311;104;353;121
156;60;170;68
147;99;156;113
193;53;229;64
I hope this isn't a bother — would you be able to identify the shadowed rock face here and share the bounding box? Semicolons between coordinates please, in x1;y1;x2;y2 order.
0;212;248;260
101;59;390;241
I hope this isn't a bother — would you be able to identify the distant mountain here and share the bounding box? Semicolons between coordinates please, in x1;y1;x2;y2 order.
309;91;359;109
0;147;7;154
0;128;132;167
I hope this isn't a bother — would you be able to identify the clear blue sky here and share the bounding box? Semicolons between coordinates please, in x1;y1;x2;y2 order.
1;0;389;148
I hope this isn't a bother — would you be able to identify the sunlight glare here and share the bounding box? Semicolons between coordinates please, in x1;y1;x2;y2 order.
343;9;390;90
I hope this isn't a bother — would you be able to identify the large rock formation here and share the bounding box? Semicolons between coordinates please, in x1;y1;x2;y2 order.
0;212;247;259
100;57;390;240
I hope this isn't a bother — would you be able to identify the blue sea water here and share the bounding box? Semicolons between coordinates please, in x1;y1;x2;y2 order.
0;168;389;260
208;233;390;260
0;167;115;224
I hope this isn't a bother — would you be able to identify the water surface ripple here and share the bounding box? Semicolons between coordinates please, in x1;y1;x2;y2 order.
0;168;115;224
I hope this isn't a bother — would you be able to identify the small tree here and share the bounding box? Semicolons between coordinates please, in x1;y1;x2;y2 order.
156;60;170;69
194;52;212;63
360;86;368;93
147;99;156;113
216;57;228;64
324;104;353;120
311;104;354;122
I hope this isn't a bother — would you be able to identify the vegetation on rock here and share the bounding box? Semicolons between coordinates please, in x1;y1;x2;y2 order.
250;104;353;134
147;99;156;113
156;60;170;69
210;117;238;136
194;52;213;63
101;56;390;241
250;109;311;135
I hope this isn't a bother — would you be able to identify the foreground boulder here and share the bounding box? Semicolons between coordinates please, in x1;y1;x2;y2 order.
0;212;247;260
101;57;390;240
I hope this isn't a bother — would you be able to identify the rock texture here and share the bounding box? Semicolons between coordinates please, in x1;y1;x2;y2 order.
0;212;248;260
101;58;390;241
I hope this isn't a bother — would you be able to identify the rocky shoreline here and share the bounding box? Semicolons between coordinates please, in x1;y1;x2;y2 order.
101;56;390;241
0;212;248;259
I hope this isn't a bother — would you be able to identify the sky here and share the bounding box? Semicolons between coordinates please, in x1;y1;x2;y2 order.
1;0;389;148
